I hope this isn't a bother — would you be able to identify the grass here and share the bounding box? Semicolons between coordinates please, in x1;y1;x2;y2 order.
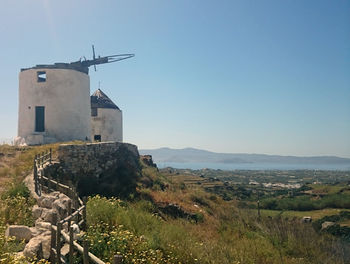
260;193;350;211
0;144;60;186
0;143;66;264
85;194;350;264
308;184;346;195
164;172;224;188
84;162;350;264
1;144;350;263
260;208;350;222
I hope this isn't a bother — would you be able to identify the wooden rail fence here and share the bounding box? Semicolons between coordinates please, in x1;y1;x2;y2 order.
33;151;123;264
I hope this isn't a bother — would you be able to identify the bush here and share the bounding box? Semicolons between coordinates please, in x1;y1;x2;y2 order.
87;195;124;226
85;222;178;264
1;181;30;199
0;182;35;226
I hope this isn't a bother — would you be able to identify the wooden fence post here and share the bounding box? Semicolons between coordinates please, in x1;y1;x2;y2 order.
69;226;74;264
33;156;37;179
49;148;52;163
48;174;52;192
33;156;38;193
83;240;89;264
69;184;76;213
82;197;87;231
56;221;62;264
50;225;56;264
113;255;123;264
37;242;43;260
67;200;72;231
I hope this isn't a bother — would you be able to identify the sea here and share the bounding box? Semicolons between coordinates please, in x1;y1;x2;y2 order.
157;162;350;171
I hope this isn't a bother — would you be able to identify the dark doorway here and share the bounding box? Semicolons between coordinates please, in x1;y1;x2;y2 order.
35;106;45;132
94;135;101;142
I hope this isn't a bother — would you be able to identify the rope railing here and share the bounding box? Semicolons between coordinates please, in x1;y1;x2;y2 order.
33;151;123;264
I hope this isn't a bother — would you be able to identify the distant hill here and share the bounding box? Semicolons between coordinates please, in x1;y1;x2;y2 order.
139;147;350;165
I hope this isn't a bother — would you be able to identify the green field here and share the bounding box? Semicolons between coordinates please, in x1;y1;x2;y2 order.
259;208;350;223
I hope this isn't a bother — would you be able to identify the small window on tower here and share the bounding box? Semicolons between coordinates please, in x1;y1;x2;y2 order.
91;108;98;117
37;71;46;82
94;135;101;142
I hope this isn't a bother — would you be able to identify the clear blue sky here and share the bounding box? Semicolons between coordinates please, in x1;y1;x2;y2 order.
0;0;349;157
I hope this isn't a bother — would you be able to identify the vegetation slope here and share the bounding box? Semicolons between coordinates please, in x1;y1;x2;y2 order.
0;144;350;264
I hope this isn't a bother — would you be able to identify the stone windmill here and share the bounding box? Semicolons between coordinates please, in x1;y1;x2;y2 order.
15;46;134;145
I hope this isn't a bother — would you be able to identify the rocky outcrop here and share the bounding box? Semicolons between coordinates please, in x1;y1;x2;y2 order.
5;225;32;242
57;142;141;198
321;221;336;230
140;155;157;168
5;191;74;260
23;230;51;259
157;203;203;223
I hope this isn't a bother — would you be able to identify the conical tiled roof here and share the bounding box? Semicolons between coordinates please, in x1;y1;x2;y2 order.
91;89;120;109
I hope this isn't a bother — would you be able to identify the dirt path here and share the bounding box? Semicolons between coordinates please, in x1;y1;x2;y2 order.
23;172;39;200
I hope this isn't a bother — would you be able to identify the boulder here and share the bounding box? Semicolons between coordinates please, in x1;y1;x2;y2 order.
60;196;72;210
30;227;42;237
23;231;51;259
50;191;61;198
35;221;52;231
23;237;43;259
37;195;56;209
41;232;52;259
140;155;157;168
5;225;32;242
301;216;312;223
321;221;335;230
53;199;67;218
58;193;71;206
40;208;57;224
58;193;69;201
71;223;81;240
61;243;70;258
32;205;43;219
31;220;52;237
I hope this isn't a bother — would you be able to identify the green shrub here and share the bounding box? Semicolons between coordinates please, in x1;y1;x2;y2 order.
85;222;180;264
1;181;30;199
0;182;34;227
87;195;124;226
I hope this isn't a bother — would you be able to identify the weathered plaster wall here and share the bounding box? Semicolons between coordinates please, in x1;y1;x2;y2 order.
57;142;140;197
91;108;123;142
17;68;91;145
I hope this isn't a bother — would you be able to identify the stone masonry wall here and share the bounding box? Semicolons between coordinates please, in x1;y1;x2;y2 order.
58;142;138;177
57;142;141;197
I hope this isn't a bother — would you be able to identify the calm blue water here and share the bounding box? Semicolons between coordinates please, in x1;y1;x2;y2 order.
157;162;350;171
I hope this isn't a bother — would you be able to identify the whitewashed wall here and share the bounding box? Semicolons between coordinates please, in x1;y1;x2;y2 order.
16;68;91;145
91;108;123;142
